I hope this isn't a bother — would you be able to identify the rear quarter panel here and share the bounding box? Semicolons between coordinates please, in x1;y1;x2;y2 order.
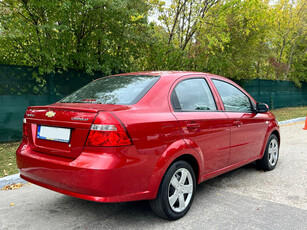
114;109;204;198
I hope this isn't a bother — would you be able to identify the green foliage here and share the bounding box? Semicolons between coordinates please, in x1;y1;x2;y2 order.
269;0;307;85
144;0;306;84
0;0;150;75
0;0;306;84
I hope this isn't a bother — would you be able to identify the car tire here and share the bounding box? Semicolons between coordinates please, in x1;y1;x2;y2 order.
257;134;279;171
149;160;196;220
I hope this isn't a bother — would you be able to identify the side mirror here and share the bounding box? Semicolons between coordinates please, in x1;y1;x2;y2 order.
256;103;269;113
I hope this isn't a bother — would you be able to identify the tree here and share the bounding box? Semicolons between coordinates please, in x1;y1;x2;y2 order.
0;0;150;75
141;0;221;70
145;0;306;84
146;0;273;79
269;0;307;84
0;0;306;84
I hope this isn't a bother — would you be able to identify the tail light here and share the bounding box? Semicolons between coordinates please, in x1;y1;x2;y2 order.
86;112;132;147
23;118;28;137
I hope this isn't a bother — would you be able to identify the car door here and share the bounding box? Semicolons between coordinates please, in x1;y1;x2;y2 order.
211;79;269;165
170;76;231;174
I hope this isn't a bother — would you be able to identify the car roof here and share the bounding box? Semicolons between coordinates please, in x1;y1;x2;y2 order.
114;71;255;105
113;71;228;81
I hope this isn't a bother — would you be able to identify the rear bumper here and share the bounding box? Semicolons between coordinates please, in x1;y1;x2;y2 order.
16;143;156;202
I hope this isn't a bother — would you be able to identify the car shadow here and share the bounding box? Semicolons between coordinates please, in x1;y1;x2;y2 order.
41;163;259;227
197;162;259;191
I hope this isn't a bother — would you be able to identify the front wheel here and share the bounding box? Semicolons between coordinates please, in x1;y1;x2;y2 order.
257;134;279;171
149;160;196;220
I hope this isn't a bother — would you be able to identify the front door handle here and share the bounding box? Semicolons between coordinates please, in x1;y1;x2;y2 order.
187;123;200;130
233;121;243;127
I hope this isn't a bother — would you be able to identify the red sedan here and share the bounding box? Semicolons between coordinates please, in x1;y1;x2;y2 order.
16;71;280;220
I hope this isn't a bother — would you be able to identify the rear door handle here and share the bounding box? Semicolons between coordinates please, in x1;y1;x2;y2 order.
233;121;243;127
187;123;200;130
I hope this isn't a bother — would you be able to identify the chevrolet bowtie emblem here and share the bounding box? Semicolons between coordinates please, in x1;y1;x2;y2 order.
45;111;56;118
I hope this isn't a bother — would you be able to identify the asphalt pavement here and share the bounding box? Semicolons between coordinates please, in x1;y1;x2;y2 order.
0;122;306;230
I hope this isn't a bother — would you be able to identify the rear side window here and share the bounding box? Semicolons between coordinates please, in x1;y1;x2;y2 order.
171;78;217;111
60;75;159;105
212;79;252;112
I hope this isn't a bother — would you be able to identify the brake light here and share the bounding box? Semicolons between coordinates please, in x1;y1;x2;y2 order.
23;118;28;137
86;112;132;146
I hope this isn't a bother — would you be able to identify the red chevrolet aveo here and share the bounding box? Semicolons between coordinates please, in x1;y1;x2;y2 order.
17;71;280;220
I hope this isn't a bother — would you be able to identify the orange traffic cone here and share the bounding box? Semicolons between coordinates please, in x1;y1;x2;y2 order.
304;116;307;130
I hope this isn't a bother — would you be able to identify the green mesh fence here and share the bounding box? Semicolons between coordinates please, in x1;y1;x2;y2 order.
0;65;102;142
1;64;307;142
236;79;307;109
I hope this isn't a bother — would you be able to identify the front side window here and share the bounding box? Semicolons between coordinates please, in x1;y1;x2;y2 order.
171;78;217;111
212;79;252;112
60;75;159;105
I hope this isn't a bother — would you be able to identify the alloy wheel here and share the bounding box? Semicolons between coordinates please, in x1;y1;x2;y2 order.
168;168;193;212
268;139;278;166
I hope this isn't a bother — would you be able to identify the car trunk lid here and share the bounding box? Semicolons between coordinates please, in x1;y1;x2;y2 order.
24;103;130;159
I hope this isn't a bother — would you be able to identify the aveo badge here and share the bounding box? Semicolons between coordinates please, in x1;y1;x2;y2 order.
45;111;56;118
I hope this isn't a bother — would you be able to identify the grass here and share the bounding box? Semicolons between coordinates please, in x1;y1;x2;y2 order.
0;106;306;178
271;106;307;121
0;142;20;178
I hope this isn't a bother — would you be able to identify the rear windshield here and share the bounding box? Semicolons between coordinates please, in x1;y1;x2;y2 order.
60;75;159;105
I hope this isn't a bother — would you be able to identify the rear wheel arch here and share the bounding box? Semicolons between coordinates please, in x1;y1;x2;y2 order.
171;154;200;184
148;140;203;199
157;153;201;187
149;159;197;220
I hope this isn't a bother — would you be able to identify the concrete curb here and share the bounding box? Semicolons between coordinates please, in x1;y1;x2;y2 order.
0;173;26;188
0;116;306;188
278;117;306;125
